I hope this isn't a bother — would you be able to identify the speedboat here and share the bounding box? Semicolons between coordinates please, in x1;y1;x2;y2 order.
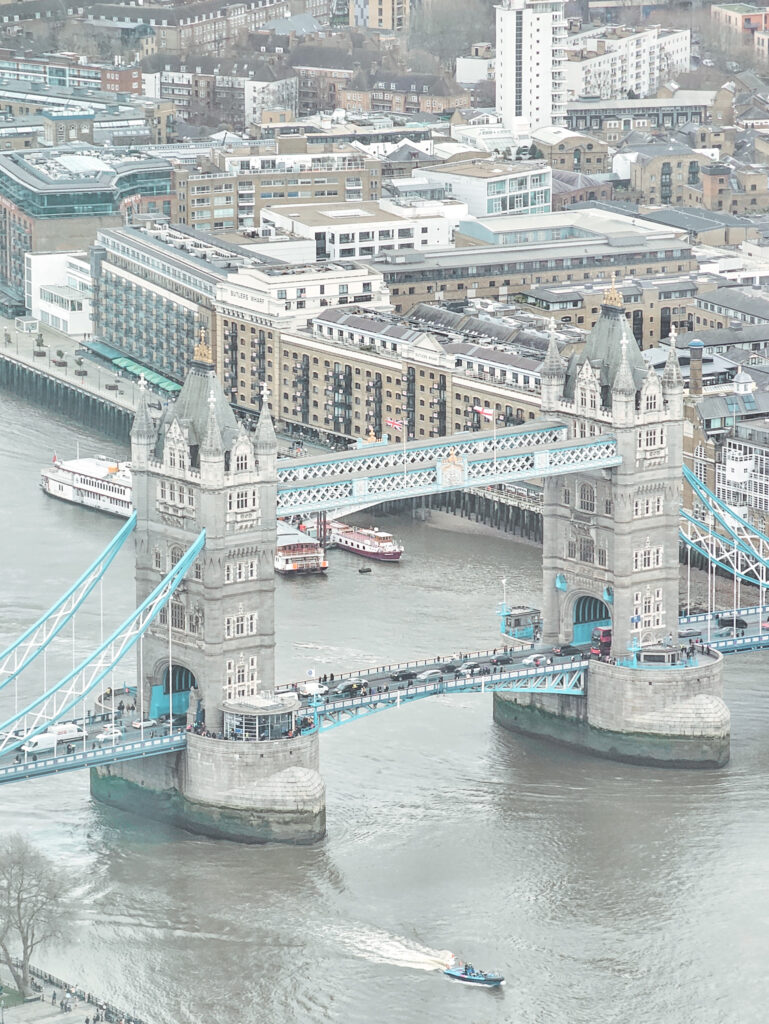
443;959;504;987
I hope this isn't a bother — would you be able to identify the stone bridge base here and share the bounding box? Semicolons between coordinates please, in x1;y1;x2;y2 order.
493;654;730;768
90;732;326;844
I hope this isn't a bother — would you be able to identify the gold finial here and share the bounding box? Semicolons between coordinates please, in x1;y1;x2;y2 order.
366;426;377;443
602;271;623;308
194;326;213;364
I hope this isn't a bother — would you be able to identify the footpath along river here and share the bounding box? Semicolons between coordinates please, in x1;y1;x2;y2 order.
1;391;768;1024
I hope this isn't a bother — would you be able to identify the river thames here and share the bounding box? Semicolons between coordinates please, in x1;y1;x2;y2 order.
1;390;769;1024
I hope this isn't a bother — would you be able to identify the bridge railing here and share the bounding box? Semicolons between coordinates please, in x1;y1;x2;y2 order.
678;603;769;625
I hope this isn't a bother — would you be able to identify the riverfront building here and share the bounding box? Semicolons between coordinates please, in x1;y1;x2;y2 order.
0;145;172;301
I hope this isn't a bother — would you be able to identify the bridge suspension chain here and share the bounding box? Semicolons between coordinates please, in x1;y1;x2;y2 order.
0;511;136;697
0;528;205;755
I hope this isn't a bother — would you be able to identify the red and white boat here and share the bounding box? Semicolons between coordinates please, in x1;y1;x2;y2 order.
276;521;328;574
328;522;403;561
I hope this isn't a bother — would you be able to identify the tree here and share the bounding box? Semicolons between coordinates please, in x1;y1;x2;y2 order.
0;834;75;996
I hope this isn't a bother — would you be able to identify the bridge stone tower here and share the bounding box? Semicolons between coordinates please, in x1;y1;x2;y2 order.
494;284;730;767
91;340;325;842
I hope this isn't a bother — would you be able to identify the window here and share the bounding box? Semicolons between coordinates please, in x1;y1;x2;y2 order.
171;602;185;631
579;484;595;513
236;452;248;471
579;537;594;562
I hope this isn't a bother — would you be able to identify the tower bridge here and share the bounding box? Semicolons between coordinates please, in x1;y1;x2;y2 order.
0;287;745;842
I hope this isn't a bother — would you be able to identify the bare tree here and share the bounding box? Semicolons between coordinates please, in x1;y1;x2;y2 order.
0;834;75;997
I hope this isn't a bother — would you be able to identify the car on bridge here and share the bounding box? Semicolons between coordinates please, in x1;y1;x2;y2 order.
552;644;583;658
416;669;442;681
332;679;367;697
131;718;158;730
490;653;514;665
438;661;459;672
716;616;748;630
678;628;702;639
390;669;417;682
94;726;123;746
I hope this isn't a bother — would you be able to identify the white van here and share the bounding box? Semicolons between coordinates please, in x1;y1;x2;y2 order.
21;724;86;756
298;680;329;698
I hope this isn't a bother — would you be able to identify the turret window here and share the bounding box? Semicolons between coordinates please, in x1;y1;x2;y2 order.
236;453;248;471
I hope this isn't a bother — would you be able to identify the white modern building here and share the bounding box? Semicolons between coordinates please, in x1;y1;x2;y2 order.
456;43;496;85
416;159;552;217
495;0;567;131
563;25;690;100
24;251;93;338
259;198;466;260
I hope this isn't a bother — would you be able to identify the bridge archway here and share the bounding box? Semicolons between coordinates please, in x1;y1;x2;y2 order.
572;596;611;645
150;664;197;719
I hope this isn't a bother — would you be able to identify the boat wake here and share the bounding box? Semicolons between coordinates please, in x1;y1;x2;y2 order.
335;926;453;972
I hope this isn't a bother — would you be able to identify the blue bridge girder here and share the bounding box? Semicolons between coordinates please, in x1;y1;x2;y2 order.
0;731;188;786
275;423;621;516
307;661;589;733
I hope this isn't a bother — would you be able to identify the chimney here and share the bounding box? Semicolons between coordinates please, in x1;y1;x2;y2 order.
689;339;704;397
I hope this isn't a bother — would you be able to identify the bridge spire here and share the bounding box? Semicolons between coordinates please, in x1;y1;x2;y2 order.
662;325;683;391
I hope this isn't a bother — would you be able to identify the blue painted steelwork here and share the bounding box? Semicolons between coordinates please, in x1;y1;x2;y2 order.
150;665;195;719
0;731;188;786
0;530;206;756
0;511;136;693
307;662;588;733
276;431;621;516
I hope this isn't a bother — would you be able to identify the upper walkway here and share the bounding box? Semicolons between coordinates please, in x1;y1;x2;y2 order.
275;423;620;515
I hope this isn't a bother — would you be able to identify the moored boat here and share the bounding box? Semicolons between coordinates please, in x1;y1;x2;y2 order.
328;522;403;561
443;959;504;987
275;521;328;575
40;455;133;517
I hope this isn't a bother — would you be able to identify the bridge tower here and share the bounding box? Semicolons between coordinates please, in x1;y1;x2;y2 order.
91;339;325;842
494;283;730;767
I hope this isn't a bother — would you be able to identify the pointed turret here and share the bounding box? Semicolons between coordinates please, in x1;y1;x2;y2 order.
201;385;223;458
131;376;156;470
541;318;566;413
254;382;277;455
661;324;683;391
613;327;637;398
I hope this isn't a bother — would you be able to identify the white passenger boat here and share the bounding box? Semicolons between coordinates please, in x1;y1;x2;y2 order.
276;521;328;575
40;455;133;517
328;522;403;561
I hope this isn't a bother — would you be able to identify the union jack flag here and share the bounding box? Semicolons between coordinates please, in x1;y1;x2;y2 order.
385;417;404;429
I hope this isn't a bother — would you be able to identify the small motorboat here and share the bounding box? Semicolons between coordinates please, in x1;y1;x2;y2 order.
443;958;504;987
358;566;372;574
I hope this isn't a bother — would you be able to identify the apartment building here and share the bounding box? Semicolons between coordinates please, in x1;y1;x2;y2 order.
85;0;290;56
0;146;172;298
259;197;465;260
496;0;567;131
711;3;769;38
172;141;381;231
510;274;702;348
288;46;356;116
368;209;696;314
235;305;545;441
416;160;552;217
530;126;609;173
142;58;297;129
348;0;408;31
563;25;690;101
0;50;141;94
339;74;470;116
565;91;728;140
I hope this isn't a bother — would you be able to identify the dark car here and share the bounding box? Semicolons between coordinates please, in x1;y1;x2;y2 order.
716;616;748;630
553;644;583;657
333;680;366;697
439;661;459;672
490;653;514;665
390;669;417;682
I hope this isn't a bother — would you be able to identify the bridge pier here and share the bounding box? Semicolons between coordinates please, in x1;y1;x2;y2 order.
494;654;729;768
90;733;325;844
